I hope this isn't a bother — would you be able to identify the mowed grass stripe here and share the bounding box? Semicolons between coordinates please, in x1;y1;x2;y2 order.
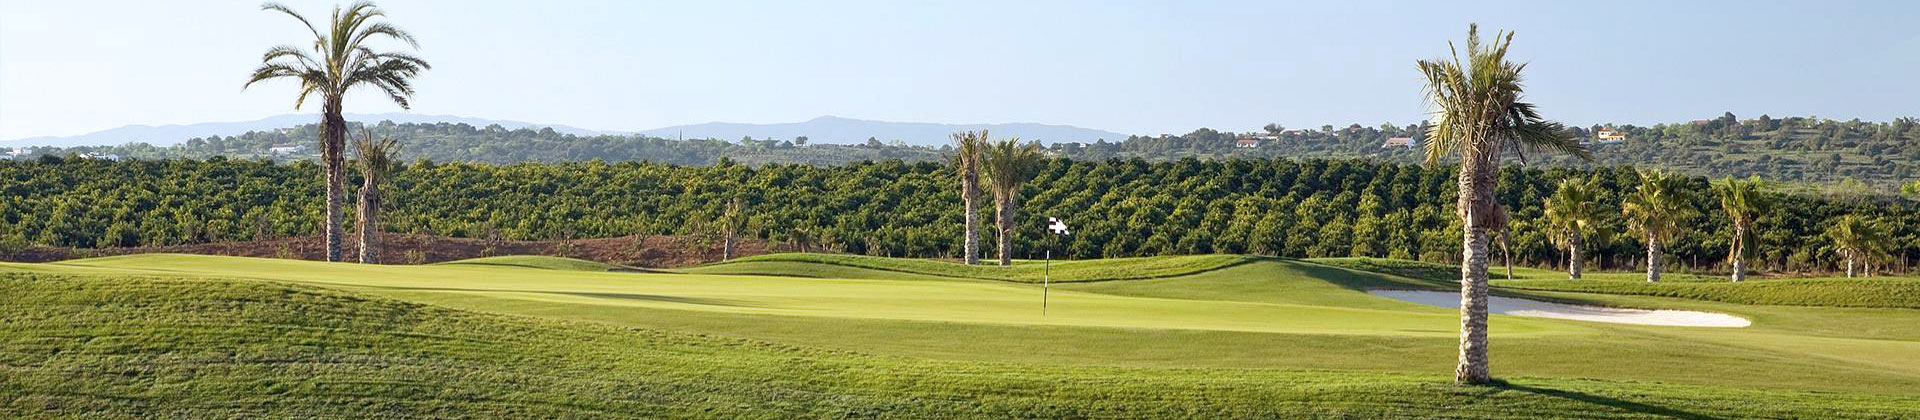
28;254;1558;337
688;253;1255;283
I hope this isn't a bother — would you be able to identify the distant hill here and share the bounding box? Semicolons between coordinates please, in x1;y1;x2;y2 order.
2;113;616;148
639;115;1129;146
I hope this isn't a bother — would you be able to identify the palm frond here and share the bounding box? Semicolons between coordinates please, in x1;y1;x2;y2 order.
1418;25;1590;167
260;2;322;42
352;129;402;178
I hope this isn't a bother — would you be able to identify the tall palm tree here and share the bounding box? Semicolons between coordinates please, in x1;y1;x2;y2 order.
1417;25;1589;385
980;139;1046;266
1621;170;1696;283
1714;176;1770;282
246;2;429;262
1829;215;1886;278
351;129;399;264
952;131;988;265
1544;177;1606;280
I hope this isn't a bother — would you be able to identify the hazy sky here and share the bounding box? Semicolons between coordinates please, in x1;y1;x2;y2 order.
3;0;1918;140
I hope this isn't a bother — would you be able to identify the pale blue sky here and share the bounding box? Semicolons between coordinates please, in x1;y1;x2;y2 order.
3;0;1917;140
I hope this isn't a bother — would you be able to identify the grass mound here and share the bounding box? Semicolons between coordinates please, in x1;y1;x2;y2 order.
1309;257;1465;284
690;253;1253;283
436;255;622;271
1318;257;1920;308
5;274;1917;418
1496;277;1920;309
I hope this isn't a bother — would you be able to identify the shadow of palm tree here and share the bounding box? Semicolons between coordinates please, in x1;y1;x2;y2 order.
1501;383;1724;420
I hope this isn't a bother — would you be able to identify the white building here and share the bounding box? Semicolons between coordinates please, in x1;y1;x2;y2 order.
1591;129;1627;144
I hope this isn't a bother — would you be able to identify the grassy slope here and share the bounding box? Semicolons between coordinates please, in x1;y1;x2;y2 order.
6;275;1919;419
1313;257;1920;309
10;254;1920;397
686;253;1253;283
436;255;621;271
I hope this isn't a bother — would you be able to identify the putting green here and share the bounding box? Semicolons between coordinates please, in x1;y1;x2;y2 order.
15;254;1557;336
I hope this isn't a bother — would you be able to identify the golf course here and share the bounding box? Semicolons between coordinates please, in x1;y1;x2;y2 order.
5;253;1918;418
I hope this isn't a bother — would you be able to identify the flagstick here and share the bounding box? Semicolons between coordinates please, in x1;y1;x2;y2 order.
1043;249;1051;316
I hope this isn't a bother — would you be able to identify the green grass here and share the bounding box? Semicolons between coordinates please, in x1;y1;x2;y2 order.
437;255;625;271
1495;277;1920;309
1309;257;1723;283
1314;257;1920;309
4;253;1920;417
7;274;1920;418
687;252;1252;283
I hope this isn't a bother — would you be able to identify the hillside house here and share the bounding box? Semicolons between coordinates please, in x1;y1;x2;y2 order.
1234;137;1261;148
1592;129;1627;144
1381;137;1415;148
268;145;306;155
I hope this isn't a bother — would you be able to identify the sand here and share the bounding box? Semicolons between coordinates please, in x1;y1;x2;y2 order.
1368;290;1751;328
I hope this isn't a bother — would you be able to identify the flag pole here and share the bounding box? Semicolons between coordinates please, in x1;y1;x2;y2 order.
1043;249;1051;316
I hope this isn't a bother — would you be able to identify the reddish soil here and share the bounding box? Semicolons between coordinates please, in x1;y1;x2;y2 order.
0;233;791;268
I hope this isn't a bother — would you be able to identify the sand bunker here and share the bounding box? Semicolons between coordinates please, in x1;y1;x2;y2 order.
1368;290;1751;328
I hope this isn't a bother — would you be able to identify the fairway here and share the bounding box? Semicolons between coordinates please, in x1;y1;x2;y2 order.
6;252;1920;410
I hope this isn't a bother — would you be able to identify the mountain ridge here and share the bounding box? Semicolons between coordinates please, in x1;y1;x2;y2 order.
5;114;1131;148
2;113;617;148
640;115;1129;146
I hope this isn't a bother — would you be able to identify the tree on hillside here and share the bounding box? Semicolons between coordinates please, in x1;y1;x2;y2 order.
1622;170;1696;283
246;2;430;262
1902;180;1920;200
1715;176;1771;282
352;130;400;264
1544;177;1607;280
1416;24;1590;384
952;131;988;265
721;196;746;261
981;139;1046;266
1828;215;1887;277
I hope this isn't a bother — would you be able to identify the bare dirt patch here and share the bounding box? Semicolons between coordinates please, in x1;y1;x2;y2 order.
0;234;790;268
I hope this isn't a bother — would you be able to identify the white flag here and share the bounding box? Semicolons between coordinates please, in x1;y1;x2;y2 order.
1046;217;1070;235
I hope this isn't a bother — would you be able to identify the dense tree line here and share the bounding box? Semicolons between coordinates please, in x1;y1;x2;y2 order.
1073;114;1920;188
13;113;1916;188
3;156;1914;273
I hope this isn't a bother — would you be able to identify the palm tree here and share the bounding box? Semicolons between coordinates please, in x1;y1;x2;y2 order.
1621;170;1696;283
351;129;399;264
1417;25;1589;385
952;131;988;265
980;139;1046;266
1714;176;1770;282
721;196;746;261
246;2;429;262
1829;215;1886;277
1543;177;1606;280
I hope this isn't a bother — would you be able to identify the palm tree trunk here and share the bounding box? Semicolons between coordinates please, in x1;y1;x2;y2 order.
1729;225;1744;282
321;98;347;263
1646;238;1662;283
1457;224;1493;384
723;229;735;261
1846;251;1857;278
357;176;379;264
1730;256;1745;282
1454;161;1493;385
962;173;980;265
1500;226;1513;280
1568;230;1583;280
995;192;1014;266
